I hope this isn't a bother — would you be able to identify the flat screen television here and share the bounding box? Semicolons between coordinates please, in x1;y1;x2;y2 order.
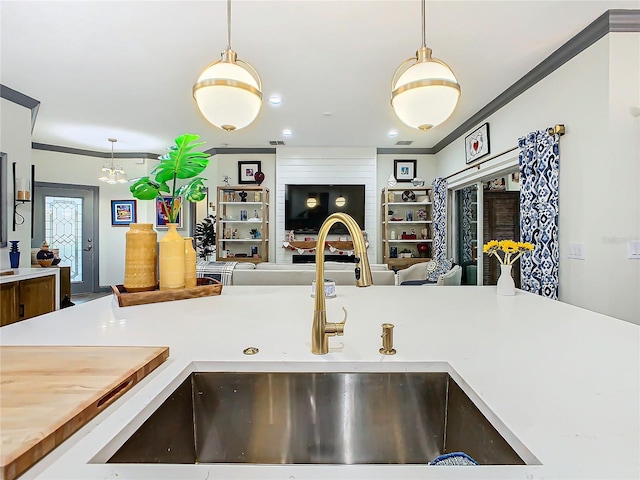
285;184;365;234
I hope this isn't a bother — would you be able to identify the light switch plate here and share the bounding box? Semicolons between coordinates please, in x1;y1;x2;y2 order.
568;242;586;260
627;241;640;259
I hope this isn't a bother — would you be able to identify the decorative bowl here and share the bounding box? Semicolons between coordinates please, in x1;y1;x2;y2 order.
38;258;54;267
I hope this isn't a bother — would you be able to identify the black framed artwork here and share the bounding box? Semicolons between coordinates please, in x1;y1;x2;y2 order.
238;161;262;184
465;123;490;164
394;159;417;182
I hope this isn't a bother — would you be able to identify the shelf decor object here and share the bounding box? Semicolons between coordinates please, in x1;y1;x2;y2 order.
465;122;490;164
192;0;262;131
390;0;460;131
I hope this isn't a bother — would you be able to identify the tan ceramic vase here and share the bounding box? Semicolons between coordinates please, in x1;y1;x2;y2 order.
184;237;197;289
123;223;157;292
159;223;185;290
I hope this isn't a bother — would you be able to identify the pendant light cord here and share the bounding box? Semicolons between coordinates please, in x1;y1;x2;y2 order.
421;0;426;48
226;0;232;50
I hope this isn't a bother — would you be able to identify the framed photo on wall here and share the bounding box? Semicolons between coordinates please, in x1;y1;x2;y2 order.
156;196;182;228
111;199;136;226
394;159;417;182
238;161;262;184
465;122;490;164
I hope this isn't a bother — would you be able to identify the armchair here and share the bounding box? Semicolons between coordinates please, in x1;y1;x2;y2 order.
397;260;438;284
436;264;462;286
398;261;461;286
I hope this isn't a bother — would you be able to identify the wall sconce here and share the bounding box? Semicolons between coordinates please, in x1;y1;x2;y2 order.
13;162;35;235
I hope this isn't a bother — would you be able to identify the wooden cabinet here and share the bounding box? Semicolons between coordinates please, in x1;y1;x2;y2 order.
216;186;269;263
0;282;19;326
0;275;56;327
381;186;434;270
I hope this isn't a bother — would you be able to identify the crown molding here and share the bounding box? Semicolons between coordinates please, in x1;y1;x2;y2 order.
31;143;159;159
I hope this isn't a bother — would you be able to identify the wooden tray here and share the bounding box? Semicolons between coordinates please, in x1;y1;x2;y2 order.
111;278;222;307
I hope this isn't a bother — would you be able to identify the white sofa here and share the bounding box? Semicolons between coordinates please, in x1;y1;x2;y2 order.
231;261;396;286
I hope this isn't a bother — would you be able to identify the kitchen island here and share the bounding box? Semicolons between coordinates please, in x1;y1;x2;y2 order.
1;285;638;479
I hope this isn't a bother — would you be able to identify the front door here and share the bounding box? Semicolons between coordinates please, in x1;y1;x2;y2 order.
33;183;98;294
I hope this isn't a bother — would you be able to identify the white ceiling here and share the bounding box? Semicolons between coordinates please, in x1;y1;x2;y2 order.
1;0;637;154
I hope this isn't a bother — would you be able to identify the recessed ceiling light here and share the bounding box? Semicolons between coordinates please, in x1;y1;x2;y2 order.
388;129;399;137
322;112;332;117
269;95;282;105
282;129;292;136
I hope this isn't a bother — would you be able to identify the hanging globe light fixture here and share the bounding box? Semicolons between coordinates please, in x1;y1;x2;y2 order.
391;0;460;131
193;0;262;131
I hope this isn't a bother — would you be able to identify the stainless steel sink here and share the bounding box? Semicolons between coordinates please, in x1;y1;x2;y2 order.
108;372;526;465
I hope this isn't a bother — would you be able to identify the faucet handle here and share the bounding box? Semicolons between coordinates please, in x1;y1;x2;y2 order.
326;307;348;336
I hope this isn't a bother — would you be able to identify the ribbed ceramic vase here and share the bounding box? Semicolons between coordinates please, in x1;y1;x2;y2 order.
9;240;20;268
496;264;516;296
184;237;197;289
124;223;157;292
159;223;185;290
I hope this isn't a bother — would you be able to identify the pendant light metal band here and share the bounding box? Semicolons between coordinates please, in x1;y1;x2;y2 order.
391;78;461;98
193;78;263;98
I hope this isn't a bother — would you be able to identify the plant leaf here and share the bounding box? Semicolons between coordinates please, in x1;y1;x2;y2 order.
176;177;207;202
152;134;210;183
130;177;162;200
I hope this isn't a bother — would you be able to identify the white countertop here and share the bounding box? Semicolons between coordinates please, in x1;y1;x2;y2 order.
1;285;638;479
0;267;58;284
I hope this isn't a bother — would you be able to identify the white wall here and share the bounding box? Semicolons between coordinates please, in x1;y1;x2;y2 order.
435;34;640;324
0;99;33;270
275;147;377;264
32;150;154;286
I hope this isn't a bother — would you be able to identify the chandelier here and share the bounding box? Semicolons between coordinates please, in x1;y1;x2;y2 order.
98;138;127;184
391;0;460;130
193;0;262;131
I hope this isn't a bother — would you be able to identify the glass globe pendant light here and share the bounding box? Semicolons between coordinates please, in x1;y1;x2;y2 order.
193;0;262;131
391;0;460;131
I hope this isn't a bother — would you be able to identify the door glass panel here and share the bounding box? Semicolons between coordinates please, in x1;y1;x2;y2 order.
45;196;83;282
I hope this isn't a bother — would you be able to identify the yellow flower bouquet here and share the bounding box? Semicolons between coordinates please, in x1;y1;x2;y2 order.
483;240;534;265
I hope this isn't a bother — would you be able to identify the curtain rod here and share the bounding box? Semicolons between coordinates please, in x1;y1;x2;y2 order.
445;124;565;180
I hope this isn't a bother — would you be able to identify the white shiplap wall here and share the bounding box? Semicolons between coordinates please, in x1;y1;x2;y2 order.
276;147;377;264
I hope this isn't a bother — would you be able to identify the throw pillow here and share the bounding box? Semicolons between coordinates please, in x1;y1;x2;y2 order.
426;258;453;282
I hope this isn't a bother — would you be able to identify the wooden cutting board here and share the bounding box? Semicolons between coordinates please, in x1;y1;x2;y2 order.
0;345;169;480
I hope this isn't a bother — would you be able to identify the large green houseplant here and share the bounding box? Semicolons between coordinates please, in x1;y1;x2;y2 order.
130;133;210;222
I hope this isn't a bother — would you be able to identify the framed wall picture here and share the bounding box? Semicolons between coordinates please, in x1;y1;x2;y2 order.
238;161;262;184
111;199;136;226
394;159;417;182
156;196;182;228
465;122;490;164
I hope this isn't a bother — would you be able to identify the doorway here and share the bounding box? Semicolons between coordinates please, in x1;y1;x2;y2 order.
482;187;521;287
33;183;99;294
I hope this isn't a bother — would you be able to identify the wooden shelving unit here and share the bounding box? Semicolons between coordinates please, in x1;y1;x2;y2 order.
381;186;433;270
216;186;269;263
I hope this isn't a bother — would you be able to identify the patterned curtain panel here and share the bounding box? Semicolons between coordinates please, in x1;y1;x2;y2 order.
431;177;448;262
518;129;560;299
461;186;474;263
